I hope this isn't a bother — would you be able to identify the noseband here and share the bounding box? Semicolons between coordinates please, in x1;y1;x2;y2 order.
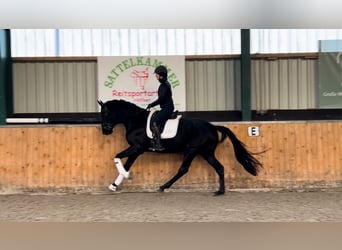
102;122;113;131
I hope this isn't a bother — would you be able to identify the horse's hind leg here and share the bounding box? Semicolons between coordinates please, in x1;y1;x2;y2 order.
201;152;225;196
159;151;197;192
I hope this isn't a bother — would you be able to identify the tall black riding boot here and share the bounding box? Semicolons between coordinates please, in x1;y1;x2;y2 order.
149;123;165;151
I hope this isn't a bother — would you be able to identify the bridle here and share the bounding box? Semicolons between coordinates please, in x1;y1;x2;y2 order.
98;99;148;132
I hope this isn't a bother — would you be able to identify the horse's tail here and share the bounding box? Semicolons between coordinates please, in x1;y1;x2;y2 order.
216;125;263;176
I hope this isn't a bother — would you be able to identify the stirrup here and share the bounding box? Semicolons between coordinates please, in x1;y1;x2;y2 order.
149;146;165;152
148;143;165;151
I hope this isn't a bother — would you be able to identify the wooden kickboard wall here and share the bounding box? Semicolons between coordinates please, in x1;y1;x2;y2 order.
0;122;341;193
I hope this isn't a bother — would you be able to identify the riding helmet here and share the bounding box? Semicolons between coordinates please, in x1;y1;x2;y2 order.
154;65;168;78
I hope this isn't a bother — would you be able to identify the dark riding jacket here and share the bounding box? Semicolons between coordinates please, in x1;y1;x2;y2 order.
149;79;174;128
149;79;174;110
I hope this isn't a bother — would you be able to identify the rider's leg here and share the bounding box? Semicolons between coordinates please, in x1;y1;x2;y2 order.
149;113;165;151
150;122;165;151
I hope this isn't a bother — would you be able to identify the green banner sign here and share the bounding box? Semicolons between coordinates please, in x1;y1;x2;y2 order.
318;52;342;108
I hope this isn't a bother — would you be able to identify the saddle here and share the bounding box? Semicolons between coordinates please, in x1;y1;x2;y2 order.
146;109;182;139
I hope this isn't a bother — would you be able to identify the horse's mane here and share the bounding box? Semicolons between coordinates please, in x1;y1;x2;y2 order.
106;99;144;114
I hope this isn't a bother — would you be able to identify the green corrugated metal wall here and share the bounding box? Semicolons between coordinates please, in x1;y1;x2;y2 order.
12;58;317;113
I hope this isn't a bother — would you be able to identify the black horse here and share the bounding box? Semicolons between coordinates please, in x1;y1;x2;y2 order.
98;99;262;195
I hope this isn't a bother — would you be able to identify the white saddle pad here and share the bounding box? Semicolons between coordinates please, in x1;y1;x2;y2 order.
146;109;182;139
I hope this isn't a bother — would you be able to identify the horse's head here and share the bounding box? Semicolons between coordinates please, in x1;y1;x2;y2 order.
97;100;115;135
98;99;147;135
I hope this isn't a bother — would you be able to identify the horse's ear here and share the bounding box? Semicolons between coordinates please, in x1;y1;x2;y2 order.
97;100;104;106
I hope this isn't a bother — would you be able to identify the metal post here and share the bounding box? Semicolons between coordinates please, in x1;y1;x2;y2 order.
0;29;13;125
240;29;251;121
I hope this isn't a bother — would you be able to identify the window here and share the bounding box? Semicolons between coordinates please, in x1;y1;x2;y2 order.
11;29;240;56
11;29;342;56
251;29;342;53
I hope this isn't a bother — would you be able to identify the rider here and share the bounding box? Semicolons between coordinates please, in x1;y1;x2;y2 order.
146;65;175;151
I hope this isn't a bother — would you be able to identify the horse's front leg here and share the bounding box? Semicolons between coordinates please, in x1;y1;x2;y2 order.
159;150;197;192
108;146;142;192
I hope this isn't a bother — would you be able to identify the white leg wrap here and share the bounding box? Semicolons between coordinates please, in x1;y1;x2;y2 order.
114;174;125;186
114;158;130;178
108;174;125;192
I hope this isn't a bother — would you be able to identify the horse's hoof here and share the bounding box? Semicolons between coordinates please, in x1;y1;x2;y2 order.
108;184;117;192
213;190;225;196
158;187;165;192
